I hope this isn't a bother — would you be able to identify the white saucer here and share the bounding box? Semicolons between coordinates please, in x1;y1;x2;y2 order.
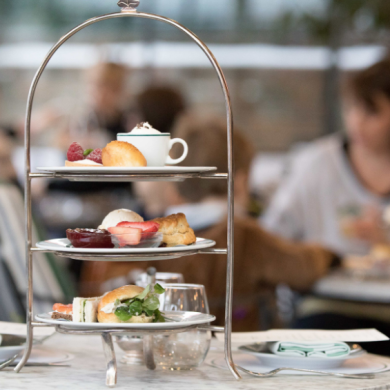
0;345;25;361
36;311;215;330
36;166;217;174
210;353;390;375
239;345;366;369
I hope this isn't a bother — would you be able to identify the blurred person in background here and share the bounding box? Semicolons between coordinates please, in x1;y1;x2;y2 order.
81;116;338;331
131;86;187;219
77;62;129;141
131;85;187;134
0;130;76;321
262;57;390;354
263;57;390;258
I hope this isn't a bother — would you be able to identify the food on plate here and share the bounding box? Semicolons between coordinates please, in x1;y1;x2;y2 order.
66;228;114;249
51;297;100;322
73;297;100;323
108;221;161;247
102;140;147;167
371;244;390;261
152;213;196;246
108;226;143;247
98;209;144;230
65;142;103;166
67;142;84;162
97;284;165;324
64;211;195;249
65;159;103;167
130;122;161;134
51;303;73;321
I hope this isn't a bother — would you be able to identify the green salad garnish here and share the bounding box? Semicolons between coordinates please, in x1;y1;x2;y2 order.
114;284;165;323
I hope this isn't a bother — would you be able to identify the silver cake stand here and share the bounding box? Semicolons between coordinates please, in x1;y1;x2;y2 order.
16;0;239;386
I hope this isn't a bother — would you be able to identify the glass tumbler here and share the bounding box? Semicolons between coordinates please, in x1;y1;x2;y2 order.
153;283;212;370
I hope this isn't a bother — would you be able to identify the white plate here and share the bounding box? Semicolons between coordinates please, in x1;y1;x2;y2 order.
0;345;25;361
239;345;366;369
36;237;215;258
210;353;390;375
14;349;74;364
35;311;215;330
36;166;217;174
0;334;26;360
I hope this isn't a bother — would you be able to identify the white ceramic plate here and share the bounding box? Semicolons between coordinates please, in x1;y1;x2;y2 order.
36;237;215;256
14;350;74;365
0;345;25;361
239;345;366;369
210;353;390;375
0;334;26;361
35;311;215;330
36;166;217;174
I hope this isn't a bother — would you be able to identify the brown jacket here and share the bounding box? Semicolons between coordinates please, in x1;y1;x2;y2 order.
81;217;336;331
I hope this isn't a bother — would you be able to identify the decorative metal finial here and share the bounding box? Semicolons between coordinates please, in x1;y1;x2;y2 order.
118;0;140;11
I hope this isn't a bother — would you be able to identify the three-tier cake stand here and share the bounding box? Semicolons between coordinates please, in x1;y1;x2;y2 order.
15;0;240;386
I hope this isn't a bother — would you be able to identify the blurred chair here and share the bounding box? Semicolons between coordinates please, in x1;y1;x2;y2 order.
0;131;76;321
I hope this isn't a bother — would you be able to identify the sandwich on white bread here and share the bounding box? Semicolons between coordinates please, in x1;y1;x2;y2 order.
73;297;100;323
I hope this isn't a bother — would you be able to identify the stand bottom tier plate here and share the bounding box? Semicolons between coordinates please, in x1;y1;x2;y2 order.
36;311;215;330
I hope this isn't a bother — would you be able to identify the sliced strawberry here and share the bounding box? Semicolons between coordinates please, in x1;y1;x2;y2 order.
67;142;84;162
108;226;142;247
87;148;103;164
116;221;160;233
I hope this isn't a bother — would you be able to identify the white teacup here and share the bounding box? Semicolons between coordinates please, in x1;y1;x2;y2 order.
117;133;188;167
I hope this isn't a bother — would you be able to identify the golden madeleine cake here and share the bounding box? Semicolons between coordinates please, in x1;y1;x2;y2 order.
102;141;147;167
152;213;196;246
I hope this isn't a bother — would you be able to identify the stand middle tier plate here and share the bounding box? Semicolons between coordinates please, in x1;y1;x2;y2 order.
35;237;217;261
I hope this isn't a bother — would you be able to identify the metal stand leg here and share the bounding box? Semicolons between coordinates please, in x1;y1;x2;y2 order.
102;332;117;388
143;335;156;370
15;251;34;373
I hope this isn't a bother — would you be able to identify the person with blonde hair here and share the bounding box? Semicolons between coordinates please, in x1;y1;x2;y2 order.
81;116;338;331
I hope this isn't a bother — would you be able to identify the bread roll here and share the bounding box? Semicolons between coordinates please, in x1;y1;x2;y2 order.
102;141;147;167
98;285;153;323
152;213;196;246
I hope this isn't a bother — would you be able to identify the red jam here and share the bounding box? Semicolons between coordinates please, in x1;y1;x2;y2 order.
66;228;114;249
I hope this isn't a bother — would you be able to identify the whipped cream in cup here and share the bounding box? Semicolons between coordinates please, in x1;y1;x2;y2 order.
117;122;188;167
130;122;161;135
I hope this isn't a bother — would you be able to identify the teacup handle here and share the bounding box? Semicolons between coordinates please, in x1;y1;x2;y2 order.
166;138;188;165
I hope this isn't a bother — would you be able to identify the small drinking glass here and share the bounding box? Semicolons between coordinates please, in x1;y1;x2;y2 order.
153;283;212;370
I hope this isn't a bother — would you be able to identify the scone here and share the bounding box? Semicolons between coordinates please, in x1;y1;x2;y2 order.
102;141;147;167
152;213;196;246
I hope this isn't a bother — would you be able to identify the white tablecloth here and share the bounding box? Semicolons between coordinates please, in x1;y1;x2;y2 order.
2;334;390;390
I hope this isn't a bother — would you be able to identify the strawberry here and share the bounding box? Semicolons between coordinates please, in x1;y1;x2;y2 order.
67;142;84;161
116;221;160;233
87;148;103;164
108;226;142;247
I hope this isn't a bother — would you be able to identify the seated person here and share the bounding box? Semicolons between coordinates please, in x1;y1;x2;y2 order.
262;57;390;257
81;116;338;331
261;58;390;354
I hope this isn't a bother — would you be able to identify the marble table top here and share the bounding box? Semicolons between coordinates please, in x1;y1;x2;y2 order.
2;333;390;390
